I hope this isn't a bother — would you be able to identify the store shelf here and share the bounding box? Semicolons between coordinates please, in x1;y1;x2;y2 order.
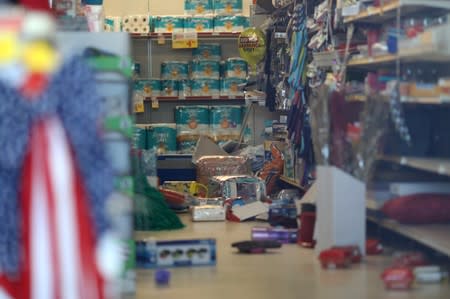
348;50;450;68
279;175;306;191
379;155;450;177
131;32;241;39
344;0;450;24
346;94;447;104
367;216;450;256
145;95;245;102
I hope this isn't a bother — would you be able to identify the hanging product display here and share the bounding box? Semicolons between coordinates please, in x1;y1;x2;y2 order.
238;27;266;73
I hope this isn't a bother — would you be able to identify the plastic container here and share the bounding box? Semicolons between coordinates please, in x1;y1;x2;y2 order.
192;43;221;61
190;60;220;79
161;61;189;80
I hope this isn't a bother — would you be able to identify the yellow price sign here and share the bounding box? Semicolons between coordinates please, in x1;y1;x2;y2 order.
133;93;145;113
172;32;198;49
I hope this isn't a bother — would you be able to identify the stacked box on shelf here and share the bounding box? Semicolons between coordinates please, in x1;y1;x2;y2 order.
175;105;210;153
220;57;247;96
147;123;177;154
214;15;248;32
185;0;214;15
154;16;185;33
134;79;161;98
209;105;242;143
213;0;243;15
122;15;151;34
185;16;214;33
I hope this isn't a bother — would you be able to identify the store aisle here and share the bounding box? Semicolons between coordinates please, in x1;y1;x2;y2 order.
134;215;449;299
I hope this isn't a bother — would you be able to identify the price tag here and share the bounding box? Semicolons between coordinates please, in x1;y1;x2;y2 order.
133;93;145;113
151;98;159;109
172;32;198;49
157;34;166;45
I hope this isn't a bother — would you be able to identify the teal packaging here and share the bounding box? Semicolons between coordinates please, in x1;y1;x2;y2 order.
213;15;249;32
213;0;243;15
133;126;148;150
185;16;214;33
161;61;189;80
134;79;161;97
224;57;248;79
209;105;242;143
191;79;220;96
192;43;221;61
175;106;210;153
179;80;192;97
220;78;246;96
191;60;220;79
161;80;179;97
147;123;177;154
184;0;213;15
154;16;184;33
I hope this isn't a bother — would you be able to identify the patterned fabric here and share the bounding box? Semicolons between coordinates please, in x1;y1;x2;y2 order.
0;56;113;274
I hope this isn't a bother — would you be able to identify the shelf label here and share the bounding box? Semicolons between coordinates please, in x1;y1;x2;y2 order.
172;32;198;49
133;93;145;113
151;98;159;109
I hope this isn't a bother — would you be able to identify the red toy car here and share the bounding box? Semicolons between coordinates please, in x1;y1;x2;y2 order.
331;246;362;263
366;239;383;255
319;248;353;269
381;267;414;290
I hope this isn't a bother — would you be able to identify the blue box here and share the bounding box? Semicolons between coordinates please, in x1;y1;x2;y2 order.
136;239;217;268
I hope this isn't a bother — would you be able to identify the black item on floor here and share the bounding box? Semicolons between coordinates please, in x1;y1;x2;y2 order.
231;240;282;254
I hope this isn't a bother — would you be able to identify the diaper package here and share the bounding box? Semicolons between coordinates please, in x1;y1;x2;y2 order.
184;0;213;15
190;60;220;79
161;61;190;80
184;16;214;33
154;16;185;33
191;79;220;97
220;78;246;96
224;57;248;79
192;43;222;60
213;15;248;32
134;79;161;98
213;0;243;15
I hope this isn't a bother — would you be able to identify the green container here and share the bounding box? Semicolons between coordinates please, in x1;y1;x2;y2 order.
147;123;177;154
133;126;148;150
209;105;242;142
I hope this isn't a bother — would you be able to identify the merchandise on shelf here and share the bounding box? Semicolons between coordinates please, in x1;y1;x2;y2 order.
154;16;185;33
213;15;248;32
191;78;220;96
192;43;222;60
161;61;189;80
134;79;161;97
184;0;214;15
195;155;251;185
161;80;179;96
209;105;242;142
133;126;148;150
147;123;177;154
190;60;220;79
192;205;226;221
213;0;243;15
104;16;122;32
179;79;192;97
207;175;266;202
224;57;248;78
175;105;210;153
220;77;246;96
184;16;214;33
122;14;150;34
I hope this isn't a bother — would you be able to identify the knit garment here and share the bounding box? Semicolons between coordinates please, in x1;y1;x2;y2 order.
0;56;113;274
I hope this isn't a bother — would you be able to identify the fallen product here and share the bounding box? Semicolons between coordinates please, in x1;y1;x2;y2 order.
231;240;282;254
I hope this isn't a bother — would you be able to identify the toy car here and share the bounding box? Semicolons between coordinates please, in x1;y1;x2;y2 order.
318;248;352;269
331;246;362;263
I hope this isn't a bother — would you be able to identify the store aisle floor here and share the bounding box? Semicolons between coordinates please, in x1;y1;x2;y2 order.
133;215;449;299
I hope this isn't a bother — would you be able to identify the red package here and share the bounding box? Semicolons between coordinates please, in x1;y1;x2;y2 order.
366;239;383;255
331;246;362;263
318;248;352;269
381;267;414;290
